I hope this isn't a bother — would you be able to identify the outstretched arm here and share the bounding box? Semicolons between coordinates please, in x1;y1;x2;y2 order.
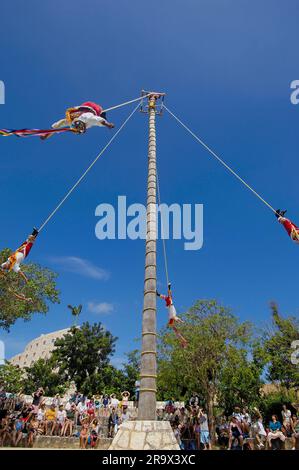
156;290;166;300
101;118;115;129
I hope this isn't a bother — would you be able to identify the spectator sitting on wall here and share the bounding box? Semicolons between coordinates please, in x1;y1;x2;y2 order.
228;416;244;450
267;415;286;449
291;414;299;450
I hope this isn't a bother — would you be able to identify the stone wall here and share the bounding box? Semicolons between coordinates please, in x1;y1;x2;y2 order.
33;436;112;449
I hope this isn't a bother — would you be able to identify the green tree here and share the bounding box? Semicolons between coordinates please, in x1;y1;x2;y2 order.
23;357;68;396
260;303;299;390
0;361;24;392
0;248;60;331
101;365;127;396
53;322;117;396
157;300;254;442
121;349;140;396
217;346;263;414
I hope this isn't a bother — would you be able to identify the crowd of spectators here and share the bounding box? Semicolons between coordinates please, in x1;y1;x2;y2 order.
160;398;299;450
1;388;298;450
0;388;132;449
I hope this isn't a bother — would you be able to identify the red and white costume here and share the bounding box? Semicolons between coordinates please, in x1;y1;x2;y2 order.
278;216;299;244
159;293;179;326
1;236;35;273
157;286;187;348
52;101;108;130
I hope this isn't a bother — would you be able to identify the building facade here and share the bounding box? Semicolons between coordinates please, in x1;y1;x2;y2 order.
10;328;69;368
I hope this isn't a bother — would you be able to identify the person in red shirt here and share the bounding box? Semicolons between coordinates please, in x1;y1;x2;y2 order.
276;209;299;244
157;283;188;348
1;228;38;283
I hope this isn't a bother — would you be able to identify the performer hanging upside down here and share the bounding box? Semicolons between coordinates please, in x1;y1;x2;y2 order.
157;283;188;348
275;209;299;244
41;101;115;140
1;228;39;283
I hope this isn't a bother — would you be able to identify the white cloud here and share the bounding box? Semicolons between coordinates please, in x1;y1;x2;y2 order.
50;256;109;280
87;302;114;315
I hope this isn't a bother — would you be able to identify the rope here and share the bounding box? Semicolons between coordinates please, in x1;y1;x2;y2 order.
156;165;170;287
38;103;140;232
164;105;277;215
102;93;151;113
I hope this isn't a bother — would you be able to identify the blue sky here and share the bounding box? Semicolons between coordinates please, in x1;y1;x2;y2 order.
1;0;299;366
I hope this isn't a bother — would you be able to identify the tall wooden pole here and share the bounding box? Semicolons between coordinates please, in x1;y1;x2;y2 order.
138;94;159;420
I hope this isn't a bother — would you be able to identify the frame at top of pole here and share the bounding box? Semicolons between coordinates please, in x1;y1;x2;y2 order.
140;90;166;115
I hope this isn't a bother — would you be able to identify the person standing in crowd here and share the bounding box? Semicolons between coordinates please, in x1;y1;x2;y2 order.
110;394;119;410
134;380;140;408
281;404;292;428
198;408;211;450
108;408;119;438
121;391;130;412
103;395;109;416
32;388;44;414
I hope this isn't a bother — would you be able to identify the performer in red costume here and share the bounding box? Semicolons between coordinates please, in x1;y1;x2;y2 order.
275;209;299;244
157;283;188;348
1;228;39;283
41;101;114;140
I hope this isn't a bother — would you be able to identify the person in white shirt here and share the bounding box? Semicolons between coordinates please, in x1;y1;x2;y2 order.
282;404;292;427
41;101;114;140
76;400;87;421
56;405;67;436
110;394;119;409
253;416;267;449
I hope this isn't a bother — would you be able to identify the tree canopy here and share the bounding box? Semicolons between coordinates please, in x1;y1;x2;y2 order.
23;357;67;396
258;302;299;390
0;248;60;331
157;299;263;440
53;322;117;395
0;361;24;393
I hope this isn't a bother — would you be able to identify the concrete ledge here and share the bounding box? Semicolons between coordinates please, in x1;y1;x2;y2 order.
32;436;112;449
109;420;180;450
